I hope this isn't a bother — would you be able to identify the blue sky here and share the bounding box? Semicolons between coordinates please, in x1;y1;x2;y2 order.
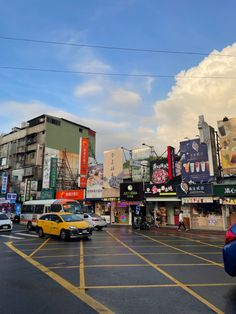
1;0;236;161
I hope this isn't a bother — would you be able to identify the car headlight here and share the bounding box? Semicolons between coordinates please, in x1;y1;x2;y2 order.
69;226;77;230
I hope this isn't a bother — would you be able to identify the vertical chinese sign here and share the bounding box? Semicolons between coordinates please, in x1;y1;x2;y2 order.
49;157;58;188
78;138;89;188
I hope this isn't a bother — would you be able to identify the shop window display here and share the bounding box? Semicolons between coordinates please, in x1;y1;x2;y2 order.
190;202;223;229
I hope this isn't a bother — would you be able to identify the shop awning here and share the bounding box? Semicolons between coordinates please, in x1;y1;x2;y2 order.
146;197;180;202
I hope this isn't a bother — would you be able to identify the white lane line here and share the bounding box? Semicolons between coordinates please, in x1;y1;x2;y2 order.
15;233;38;238
0;234;24;239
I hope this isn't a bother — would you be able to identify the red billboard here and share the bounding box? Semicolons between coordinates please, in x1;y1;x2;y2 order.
79;138;89;188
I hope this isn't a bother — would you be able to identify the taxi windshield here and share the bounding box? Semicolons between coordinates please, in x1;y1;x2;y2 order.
60;214;83;222
62;203;83;213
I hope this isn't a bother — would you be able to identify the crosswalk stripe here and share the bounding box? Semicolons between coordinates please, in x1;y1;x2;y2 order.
15;233;38;238
0;234;24;239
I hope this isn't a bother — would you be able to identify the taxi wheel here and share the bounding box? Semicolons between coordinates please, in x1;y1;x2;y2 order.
60;229;67;241
38;228;44;238
27;222;33;231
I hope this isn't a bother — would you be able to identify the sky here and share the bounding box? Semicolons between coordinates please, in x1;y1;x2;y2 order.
1;0;236;161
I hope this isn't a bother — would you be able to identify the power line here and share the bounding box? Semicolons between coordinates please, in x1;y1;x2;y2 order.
0;35;235;58
1;65;236;79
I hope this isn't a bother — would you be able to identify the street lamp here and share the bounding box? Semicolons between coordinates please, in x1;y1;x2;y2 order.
142;143;158;158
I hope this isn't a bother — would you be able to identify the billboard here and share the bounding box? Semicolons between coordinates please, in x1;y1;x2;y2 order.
86;163;103;199
180;138;212;183
78;138;89;188
103;148;124;189
217;118;236;175
150;158;168;184
131;148;150;182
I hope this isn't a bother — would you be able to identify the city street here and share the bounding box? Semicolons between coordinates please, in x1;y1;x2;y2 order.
1;224;236;314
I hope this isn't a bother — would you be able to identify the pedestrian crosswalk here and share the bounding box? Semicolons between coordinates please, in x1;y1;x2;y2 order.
0;232;38;240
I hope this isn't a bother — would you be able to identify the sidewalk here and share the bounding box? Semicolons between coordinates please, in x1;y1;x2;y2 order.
153;225;226;236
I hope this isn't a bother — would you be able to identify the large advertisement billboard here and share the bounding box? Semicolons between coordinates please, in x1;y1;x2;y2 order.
86;163;103;199
103;148;124;189
180;138;212;183
131;148;150;182
217;118;236;175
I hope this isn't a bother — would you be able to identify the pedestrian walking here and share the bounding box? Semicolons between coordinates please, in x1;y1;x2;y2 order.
178;210;188;231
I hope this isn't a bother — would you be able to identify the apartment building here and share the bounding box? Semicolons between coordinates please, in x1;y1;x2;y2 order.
0;114;96;199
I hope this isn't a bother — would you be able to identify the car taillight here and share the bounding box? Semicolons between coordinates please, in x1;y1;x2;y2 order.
225;228;236;244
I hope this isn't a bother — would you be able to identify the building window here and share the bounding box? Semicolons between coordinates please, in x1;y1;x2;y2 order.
47;117;61;126
79;128;83;133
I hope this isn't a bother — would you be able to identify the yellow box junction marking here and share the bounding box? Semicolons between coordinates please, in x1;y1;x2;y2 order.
107;231;223;314
5;241;114;314
80;239;85;292
138;233;223;267
30;238;51;257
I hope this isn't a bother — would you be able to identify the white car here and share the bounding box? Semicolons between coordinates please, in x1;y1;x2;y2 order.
82;213;107;230
0;212;13;232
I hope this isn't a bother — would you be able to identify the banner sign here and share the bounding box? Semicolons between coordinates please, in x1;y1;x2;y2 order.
1;174;8;194
24;179;32;201
213;184;236;197
180;138;212;183
49;157;58;188
120;182;144;201
167;146;176;180
78;138;89;188
56;189;85;200
177;183;213;197
40;189;55;200
144;182;177;197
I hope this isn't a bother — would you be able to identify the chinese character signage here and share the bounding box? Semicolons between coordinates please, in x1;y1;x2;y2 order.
144;182;177;197
1;174;8;194
180;138;212;183
78;138;89;188
49;157;58;188
217;118;236;176
103;149;124;189
213;184;236;196
150;158;168;184
177;183;213;197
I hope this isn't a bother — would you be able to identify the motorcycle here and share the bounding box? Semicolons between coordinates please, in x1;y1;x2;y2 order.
133;216;150;230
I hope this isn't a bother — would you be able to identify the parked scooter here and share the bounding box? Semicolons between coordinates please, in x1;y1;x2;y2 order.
133;216;150;230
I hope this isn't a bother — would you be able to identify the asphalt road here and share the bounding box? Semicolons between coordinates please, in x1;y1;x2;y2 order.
1;224;236;314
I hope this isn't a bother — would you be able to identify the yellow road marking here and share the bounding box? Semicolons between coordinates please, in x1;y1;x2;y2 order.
107;231;223;314
6;241;114;314
177;235;223;249
34;252;134;259
48;263;216;269
80;240;85;292
138;233;223;267
29;238;50;257
84;282;236;289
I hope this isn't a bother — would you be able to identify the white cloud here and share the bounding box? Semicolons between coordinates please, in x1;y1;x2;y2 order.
111;88;141;106
74;82;103;97
153;43;236;154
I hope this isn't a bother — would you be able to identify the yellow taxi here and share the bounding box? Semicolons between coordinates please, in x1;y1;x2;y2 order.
36;212;93;240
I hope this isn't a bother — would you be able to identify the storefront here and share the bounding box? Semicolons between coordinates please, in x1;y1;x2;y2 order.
177;183;223;230
213;183;236;229
120;182;145;226
144;182;181;226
